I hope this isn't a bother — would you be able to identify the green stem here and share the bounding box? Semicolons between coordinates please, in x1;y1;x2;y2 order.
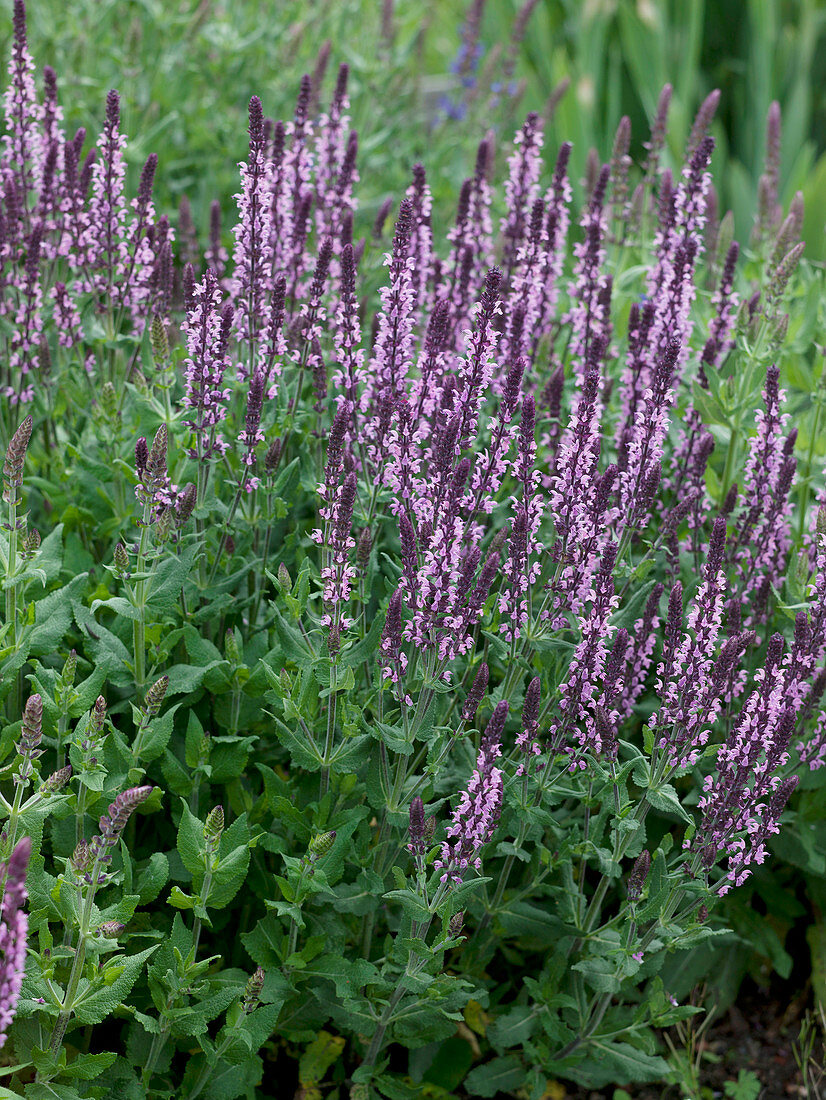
361;982;407;1073
132;497;154;698
319;659;339;799
249;489;274;635
208;481;246;586
142;1018;170;1084
229;685;242;737
3;771;28;867
186;1011;247;1100
284;862;309;967
192;867;213;958
5;493;19;721
55;707;70;772
48;848;107;1054
75;784;87;848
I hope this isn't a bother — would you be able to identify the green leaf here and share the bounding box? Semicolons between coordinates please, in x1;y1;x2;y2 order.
29;577;86;655
487;1006;538;1051
169;886;195;910
567;1040;669;1087
646;783;693;825
210;840;251;909
181;1056;263;1100
241;914;284;970
61;1052;117;1081
30;523;64;586
498;901;568;946
635;849;669;922
148;545;198;613
327;733;371;773
382;888;431;923
71;599;132;680
165;661;227;696
135;705;181;764
90;596;142;622
22;1084;86;1100
305;954;381;1001
464;1055;526;1097
73;945;159;1025
271;715;322;771
298;1030;345;1087
724;1069;762;1100
176;799;205;875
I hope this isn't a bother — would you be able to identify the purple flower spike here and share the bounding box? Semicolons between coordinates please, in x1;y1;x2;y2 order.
435;724;503;885
501;113;544;285
3;0;40;210
651;518;728;771
363;199;417;457
88;786;153;885
516;676;541;773
181;270;233;464
0;836;30;1049
462;663;489;725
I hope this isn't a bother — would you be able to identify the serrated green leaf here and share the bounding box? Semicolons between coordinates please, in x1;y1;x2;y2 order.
463;1055;526;1097
73;945;159;1025
176;800;205;876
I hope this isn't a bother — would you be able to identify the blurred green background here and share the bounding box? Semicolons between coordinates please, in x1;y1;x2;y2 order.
2;0;826;254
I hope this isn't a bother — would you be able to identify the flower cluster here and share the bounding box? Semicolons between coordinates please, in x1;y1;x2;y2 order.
0;837;31;1049
435;703;506;883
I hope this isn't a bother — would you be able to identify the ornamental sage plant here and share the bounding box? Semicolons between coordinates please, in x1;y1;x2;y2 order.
0;4;823;1097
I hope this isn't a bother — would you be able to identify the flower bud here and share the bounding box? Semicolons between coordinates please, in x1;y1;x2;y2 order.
21;527;40;559
146;425;168;486
225;630;241;665
357;527;372;570
135;437;149;478
3;414;33;498
408;797;425;856
277;563;291;590
309;831;336;858
176;483;197;527
448;911;464;939
90;696;107;737
522;677;541;731
204;806;224;855
242;966;265;1013
627;849;651;903
72;839;91;873
19;694;43;756
196;732;211;766
150;313;169;367
264;438;282;473
155;507;172;544
61;650;77;690
144;676;169;717
98;920;126;938
100;381;118;420
114;542;130;577
40;764;72;794
462;663;489;725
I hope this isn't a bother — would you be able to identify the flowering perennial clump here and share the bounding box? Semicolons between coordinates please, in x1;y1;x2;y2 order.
0;2;822;1095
